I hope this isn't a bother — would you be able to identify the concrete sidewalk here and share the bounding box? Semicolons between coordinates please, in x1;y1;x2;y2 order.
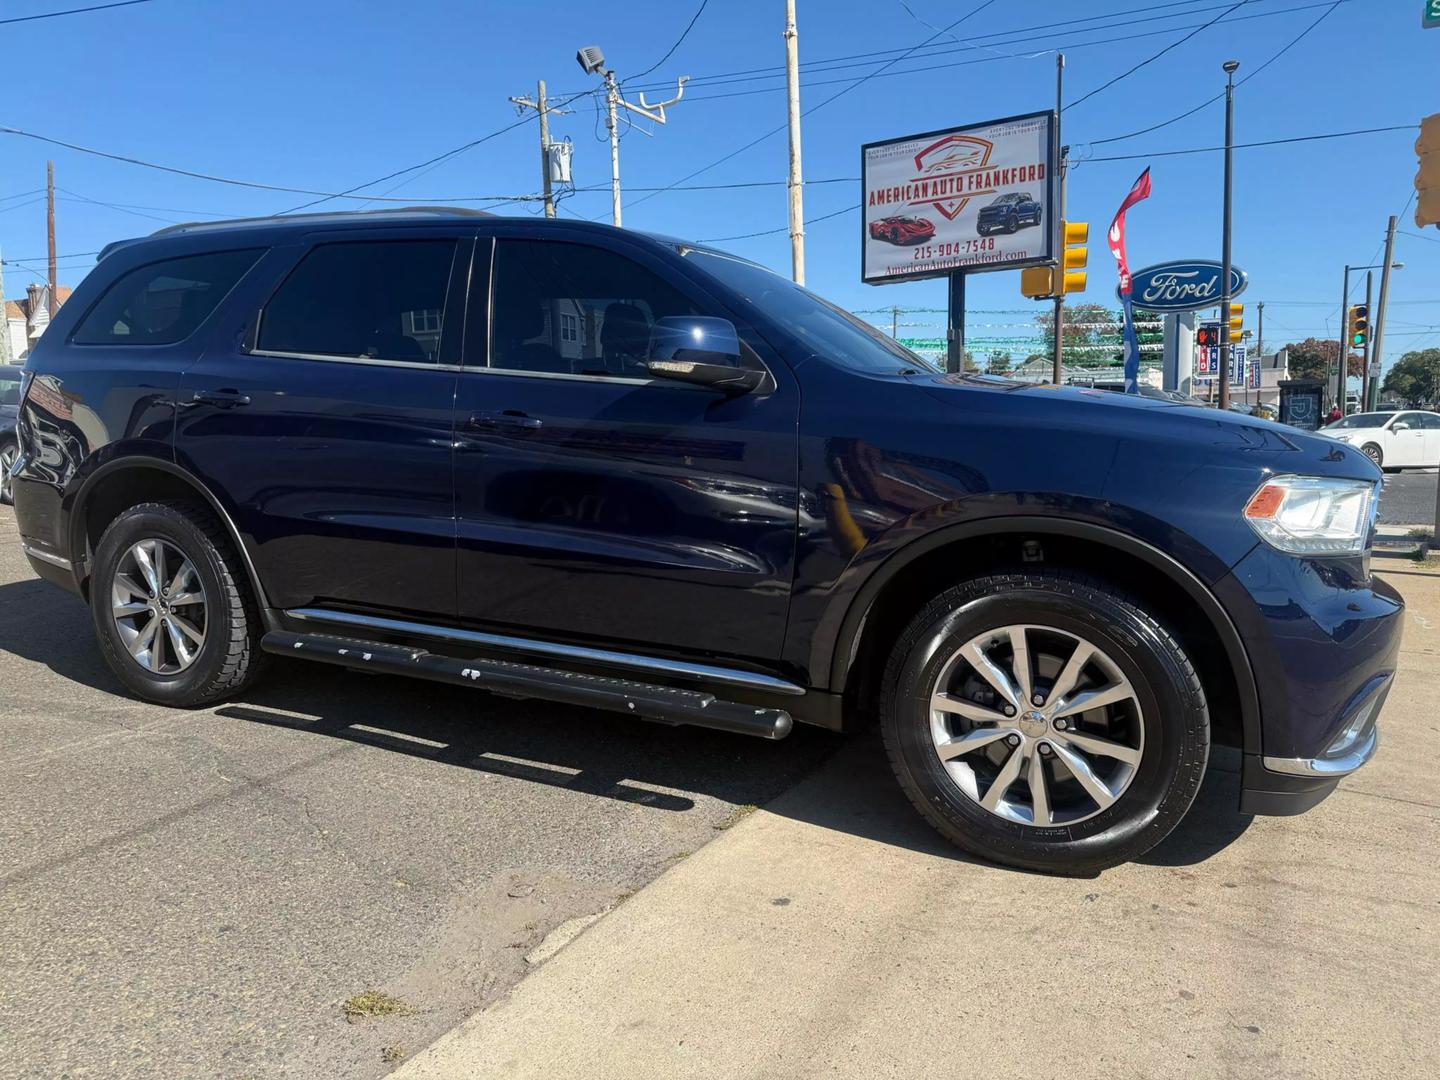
391;567;1440;1079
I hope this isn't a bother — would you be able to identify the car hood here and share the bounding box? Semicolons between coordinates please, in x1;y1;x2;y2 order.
920;373;1380;482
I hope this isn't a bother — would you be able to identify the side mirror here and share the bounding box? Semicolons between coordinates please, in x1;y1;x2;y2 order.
1392;421;1410;431
645;316;762;394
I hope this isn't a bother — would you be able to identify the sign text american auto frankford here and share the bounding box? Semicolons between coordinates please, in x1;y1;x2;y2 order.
861;111;1056;285
1122;260;1248;312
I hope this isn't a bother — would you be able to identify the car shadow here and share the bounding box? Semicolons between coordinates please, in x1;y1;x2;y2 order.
0;574;1253;871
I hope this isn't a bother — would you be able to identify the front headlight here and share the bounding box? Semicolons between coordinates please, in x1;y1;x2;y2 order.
1243;475;1377;556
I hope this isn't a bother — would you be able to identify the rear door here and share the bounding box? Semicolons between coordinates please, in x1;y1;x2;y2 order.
177;230;472;620
1388;412;1428;467
1417;412;1440;467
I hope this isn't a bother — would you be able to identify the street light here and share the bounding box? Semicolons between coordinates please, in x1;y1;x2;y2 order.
1218;60;1239;411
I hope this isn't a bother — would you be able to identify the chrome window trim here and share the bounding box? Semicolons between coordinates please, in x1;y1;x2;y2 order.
21;542;73;571
285;607;806;697
1263;727;1379;777
249;349;464;372
459;365;655;387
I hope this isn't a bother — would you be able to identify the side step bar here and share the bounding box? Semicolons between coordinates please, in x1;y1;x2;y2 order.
260;631;794;741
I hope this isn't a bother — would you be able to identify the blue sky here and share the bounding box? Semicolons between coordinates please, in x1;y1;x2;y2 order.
1;0;1436;368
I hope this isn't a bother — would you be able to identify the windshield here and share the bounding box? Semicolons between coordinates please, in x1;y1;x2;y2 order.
682;249;937;374
0;369;22;408
1326;412;1390;429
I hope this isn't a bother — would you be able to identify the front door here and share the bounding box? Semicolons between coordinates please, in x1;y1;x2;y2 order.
1390;412;1429;467
177;232;471;620
451;233;800;668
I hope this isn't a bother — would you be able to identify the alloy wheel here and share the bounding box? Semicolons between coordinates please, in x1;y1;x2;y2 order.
111;538;209;675
0;442;16;503
929;624;1145;827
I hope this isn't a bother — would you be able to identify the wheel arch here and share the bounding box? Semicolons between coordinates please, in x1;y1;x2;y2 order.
68;455;274;620
830;517;1260;754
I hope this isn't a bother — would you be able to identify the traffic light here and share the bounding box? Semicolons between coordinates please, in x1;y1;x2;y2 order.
1348;303;1369;348
1060;220;1088;294
1227;303;1244;344
1020;264;1056;300
1196;323;1221;348
1417;112;1440;229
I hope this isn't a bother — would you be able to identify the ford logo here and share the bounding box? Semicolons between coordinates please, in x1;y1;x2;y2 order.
1124;260;1248;311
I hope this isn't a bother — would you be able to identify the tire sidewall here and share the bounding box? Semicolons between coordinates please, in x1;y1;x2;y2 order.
91;504;233;705
884;576;1208;872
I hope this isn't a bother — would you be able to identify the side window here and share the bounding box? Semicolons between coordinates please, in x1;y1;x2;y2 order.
72;248;263;346
258;240;457;364
1418;413;1440;430
489;239;700;378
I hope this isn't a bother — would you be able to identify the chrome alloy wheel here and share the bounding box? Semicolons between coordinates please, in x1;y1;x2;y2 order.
111;538;208;675
929;624;1144;827
0;441;17;503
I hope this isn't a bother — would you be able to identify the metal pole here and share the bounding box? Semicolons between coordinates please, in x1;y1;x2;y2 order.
0;245;11;365
1256;300;1264;405
46;159;57;316
947;273;965;375
1372;214;1398;405
1051;53;1065;385
1337;264;1350;413
1360;270;1373;411
891;305;899;339
1217;62;1237;411
605;70;622;226
537;80;556;219
783;0;805;284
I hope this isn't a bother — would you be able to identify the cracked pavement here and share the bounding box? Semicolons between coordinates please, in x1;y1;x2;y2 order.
0;506;836;1078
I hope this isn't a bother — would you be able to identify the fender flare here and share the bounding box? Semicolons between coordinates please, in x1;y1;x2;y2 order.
827;515;1261;754
68;454;275;618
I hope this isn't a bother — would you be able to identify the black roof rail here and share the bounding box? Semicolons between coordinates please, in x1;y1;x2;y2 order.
147;205;495;238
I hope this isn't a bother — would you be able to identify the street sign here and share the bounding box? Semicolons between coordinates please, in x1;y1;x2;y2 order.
1126;260;1248;311
1194;341;1247;387
861;111;1057;284
1425;0;1440;29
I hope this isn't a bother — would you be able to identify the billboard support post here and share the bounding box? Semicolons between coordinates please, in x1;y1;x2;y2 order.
1052;53;1065;385
946;273;966;375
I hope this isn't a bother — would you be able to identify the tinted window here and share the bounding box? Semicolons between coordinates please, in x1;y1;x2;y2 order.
489;240;699;377
72;249;262;346
0;370;21;407
1417;413;1440;430
1327;412;1390;429
259;240;457;364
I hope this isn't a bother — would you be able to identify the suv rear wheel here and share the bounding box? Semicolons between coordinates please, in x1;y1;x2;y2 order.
880;570;1209;874
0;438;17;505
91;500;265;706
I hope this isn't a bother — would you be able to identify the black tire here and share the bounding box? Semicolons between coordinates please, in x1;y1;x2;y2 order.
90;500;266;706
879;570;1209;875
1006;214;1019;233
1033;208;1043;228
1361;443;1383;468
0;437;16;506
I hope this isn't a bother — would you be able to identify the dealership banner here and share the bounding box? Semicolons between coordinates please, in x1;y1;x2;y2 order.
861;111;1056;285
1107;167;1152;394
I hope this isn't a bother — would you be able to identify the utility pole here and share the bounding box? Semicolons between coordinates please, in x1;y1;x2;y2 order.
1372;214;1398;409
1360;270;1373;411
1336;263;1351;411
510;81;574;218
890;305;899;339
1217;61;1238;411
1051;53;1065;385
1256;300;1264;364
576;46;687;228
783;0;805;284
46;159;57;316
0;247;11;365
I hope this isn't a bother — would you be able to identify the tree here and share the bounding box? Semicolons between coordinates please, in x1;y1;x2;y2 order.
962;350;979;373
1284;337;1362;383
1035;303;1113;361
1381;349;1440;404
987;350;1013;376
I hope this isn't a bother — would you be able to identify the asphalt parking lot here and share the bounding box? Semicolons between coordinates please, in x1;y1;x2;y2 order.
1377;467;1439;526
0;505;836;1079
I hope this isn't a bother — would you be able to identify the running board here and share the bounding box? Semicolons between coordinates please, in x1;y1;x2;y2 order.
260;631;794;741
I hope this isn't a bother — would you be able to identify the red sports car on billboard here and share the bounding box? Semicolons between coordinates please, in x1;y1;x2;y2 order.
869;215;936;245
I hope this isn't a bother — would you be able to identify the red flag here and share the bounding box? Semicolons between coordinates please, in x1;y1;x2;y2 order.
1107;167;1152;297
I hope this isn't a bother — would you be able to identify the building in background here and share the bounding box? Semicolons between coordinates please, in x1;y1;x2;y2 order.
4;283;73;361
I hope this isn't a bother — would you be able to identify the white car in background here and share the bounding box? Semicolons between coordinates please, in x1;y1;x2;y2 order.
1320;409;1440;470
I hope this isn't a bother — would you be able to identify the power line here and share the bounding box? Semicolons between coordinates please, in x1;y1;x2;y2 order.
1085;123;1411;162
699;201;858;243
0;0;158;27
1066;1;1248;111
626;0;709;83
1089;0;1343;145
1400;230;1440;245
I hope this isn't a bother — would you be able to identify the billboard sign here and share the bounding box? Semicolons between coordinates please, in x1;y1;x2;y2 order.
861;110;1056;285
1125;260;1248;312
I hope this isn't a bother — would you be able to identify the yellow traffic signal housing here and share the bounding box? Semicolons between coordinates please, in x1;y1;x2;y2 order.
1020;265;1055;299
1348;303;1369;348
1060;220;1088;294
1227;303;1244;344
1418;113;1440;228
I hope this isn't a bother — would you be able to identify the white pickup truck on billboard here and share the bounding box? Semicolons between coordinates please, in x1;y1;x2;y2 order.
861;110;1056;285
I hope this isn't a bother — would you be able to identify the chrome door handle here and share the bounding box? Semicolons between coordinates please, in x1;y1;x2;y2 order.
191;389;251;408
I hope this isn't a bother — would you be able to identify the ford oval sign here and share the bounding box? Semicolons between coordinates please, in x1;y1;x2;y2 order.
1123;260;1248;311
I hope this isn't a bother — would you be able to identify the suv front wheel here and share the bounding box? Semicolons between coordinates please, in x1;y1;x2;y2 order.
880;570;1209;874
91;500;265;706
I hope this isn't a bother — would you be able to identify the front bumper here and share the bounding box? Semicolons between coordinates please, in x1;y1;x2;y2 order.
1216;543;1402;816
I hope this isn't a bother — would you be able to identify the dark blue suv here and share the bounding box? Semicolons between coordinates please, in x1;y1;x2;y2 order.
8;209;1400;873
